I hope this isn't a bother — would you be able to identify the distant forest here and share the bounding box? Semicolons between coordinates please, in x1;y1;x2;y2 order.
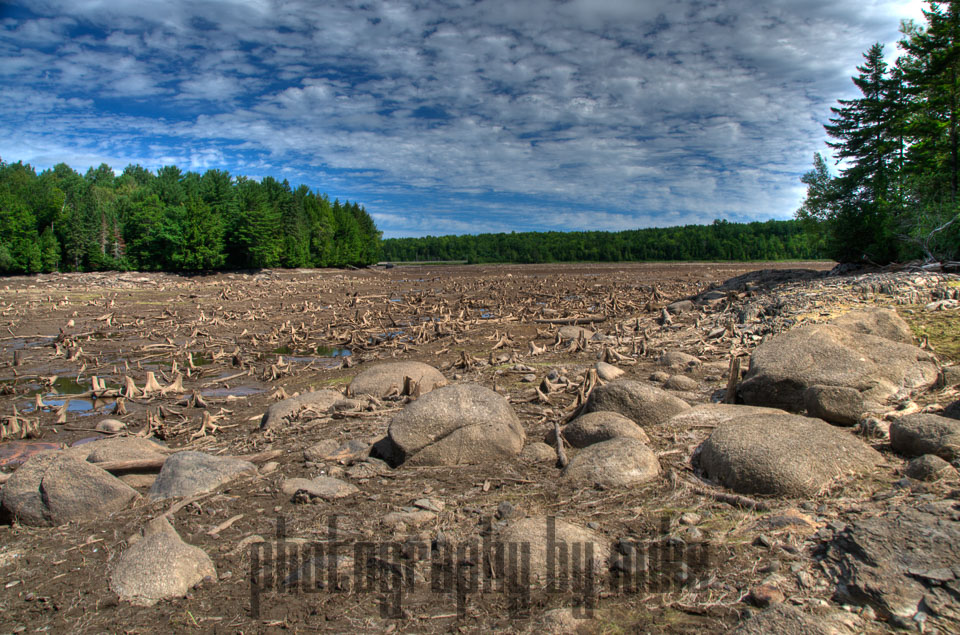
380;219;820;264
0;159;381;274
1;157;824;274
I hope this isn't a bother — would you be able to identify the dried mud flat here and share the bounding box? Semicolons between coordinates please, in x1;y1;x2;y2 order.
0;261;959;634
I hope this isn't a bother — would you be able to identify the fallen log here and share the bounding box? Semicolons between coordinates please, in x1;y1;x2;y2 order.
84;449;283;474
0;447;277;487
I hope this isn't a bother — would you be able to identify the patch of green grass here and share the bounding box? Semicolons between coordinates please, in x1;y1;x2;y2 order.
899;307;960;363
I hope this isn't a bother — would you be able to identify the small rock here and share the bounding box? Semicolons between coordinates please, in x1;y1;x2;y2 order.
939;366;960;390
595;361;625;381
891;413;960;462
658;350;701;370
649;371;670;383
345;459;389;479
280;476;359;501
749;583;785;607
303;439;340;462
95;419;127;433
413;498;443;512
803;385;864;426
667;299;695;315
521;373;537;383
905;454;956;482
759;560;781;574
382;510;435;528
679;512;701;525
540;607;591;634
558;326;594;341
260;390;342;430
664;375;698;391
496;501;518;520
320;439;370;464
521;442;557;463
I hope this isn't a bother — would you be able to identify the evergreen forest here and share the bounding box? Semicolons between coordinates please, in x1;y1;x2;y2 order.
0;160;381;274
797;0;960;264
379;219;818;264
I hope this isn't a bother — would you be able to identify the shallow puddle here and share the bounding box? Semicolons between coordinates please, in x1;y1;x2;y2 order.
201;385;265;398
0;440;61;467
22;396;115;415
5;336;55;351
273;345;351;357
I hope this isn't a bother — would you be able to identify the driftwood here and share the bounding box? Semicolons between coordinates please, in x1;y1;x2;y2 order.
723;356;742;404
83;449;282;474
684;475;769;511
553;419;568;468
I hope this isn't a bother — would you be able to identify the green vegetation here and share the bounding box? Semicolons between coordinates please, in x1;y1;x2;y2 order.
900;308;960;362
0;160;381;274
798;1;960;264
381;219;821;264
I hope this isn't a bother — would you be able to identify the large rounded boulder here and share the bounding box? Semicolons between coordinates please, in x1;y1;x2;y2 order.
563;438;660;488
348;362;447;398
148;451;256;501
697;413;883;497
664;403;787;428
547;411;649;448
386;383;525;466
495;516;609;586
2;452;138;526
738;324;938;412
110;516;216;606
260;390;342;430
585;380;690;426
830;308;915;344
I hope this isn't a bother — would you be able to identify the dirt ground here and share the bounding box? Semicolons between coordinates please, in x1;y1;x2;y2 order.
0;261;955;634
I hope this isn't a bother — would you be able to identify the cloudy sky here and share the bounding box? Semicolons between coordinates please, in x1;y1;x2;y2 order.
0;0;926;238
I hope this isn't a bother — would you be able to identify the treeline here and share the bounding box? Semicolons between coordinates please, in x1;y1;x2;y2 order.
798;0;960;263
0;159;381;274
381;219;821;264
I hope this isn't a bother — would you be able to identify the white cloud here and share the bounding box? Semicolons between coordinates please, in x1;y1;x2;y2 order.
0;0;926;237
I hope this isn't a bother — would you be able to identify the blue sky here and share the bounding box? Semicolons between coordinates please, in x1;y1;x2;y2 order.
0;0;926;238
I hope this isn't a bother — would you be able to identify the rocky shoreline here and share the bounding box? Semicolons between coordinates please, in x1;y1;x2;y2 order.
0;262;958;633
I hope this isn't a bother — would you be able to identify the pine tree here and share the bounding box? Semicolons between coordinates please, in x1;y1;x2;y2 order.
898;1;960;260
822;43;901;261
